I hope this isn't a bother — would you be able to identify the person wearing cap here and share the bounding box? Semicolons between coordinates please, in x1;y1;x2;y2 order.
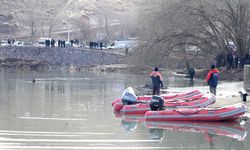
206;64;219;95
150;67;164;95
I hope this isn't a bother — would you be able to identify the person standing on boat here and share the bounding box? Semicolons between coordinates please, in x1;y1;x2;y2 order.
206;64;219;95
150;67;164;95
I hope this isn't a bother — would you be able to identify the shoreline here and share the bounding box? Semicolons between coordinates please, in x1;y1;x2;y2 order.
174;67;244;82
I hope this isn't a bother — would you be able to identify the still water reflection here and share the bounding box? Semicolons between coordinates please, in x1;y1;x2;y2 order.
0;70;249;149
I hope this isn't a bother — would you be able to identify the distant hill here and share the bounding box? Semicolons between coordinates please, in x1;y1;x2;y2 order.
0;0;141;39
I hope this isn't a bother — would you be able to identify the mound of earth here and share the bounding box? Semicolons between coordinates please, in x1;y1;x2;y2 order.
0;58;50;71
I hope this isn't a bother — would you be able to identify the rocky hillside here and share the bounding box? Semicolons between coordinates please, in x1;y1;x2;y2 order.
0;0;23;35
0;0;142;38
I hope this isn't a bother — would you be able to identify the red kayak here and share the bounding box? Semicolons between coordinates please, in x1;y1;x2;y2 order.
145;103;247;122
122;93;216;115
113;90;202;112
145;121;247;141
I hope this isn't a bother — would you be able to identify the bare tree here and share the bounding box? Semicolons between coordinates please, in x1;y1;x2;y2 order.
75;15;91;44
0;0;22;38
131;0;250;69
178;0;250;66
15;0;39;42
130;0;182;68
94;0;117;42
41;0;68;38
93;0;139;42
14;0;69;39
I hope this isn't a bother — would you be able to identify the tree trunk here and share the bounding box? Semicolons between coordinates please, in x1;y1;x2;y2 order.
182;45;191;71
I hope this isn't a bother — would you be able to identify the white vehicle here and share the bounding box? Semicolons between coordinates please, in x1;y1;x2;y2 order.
14;41;24;46
107;38;138;49
0;40;8;46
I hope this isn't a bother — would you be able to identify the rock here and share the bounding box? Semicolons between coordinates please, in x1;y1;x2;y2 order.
0;58;50;71
30;61;50;71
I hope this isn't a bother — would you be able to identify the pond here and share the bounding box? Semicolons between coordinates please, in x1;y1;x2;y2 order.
0;70;249;149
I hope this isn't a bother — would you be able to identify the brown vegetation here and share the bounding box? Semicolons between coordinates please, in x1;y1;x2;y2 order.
129;0;250;72
195;68;243;81
0;0;140;43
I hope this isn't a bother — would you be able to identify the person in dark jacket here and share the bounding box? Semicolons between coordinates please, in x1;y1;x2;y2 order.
206;64;219;95
188;68;195;82
227;52;233;69
150;67;164;95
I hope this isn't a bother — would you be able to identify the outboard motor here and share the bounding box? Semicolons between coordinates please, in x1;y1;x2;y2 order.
150;95;164;111
121;87;137;105
239;89;248;102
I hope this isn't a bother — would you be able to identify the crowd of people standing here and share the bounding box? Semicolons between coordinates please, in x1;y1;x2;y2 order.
45;39;66;47
216;48;250;69
89;41;104;50
7;39;15;45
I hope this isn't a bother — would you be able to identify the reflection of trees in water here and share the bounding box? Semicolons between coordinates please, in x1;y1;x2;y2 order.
45;81;65;94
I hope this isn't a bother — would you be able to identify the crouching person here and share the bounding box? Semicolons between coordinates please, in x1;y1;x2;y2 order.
121;87;137;105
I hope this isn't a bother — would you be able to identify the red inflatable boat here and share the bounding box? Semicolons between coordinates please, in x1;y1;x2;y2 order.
145;103;247;122
113;90;202;112
122;93;216;115
112;89;201;106
145;121;247;141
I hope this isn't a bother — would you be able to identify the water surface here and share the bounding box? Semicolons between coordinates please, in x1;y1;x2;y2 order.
0;70;249;149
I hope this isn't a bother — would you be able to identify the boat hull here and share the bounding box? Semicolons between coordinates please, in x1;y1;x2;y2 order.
113;90;203;112
145;103;247;122
122;93;216;115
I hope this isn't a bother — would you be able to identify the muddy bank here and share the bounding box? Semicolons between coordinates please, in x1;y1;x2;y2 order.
174;67;244;81
195;68;243;81
87;65;245;82
0;58;50;71
110;65;245;82
66;64;129;73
